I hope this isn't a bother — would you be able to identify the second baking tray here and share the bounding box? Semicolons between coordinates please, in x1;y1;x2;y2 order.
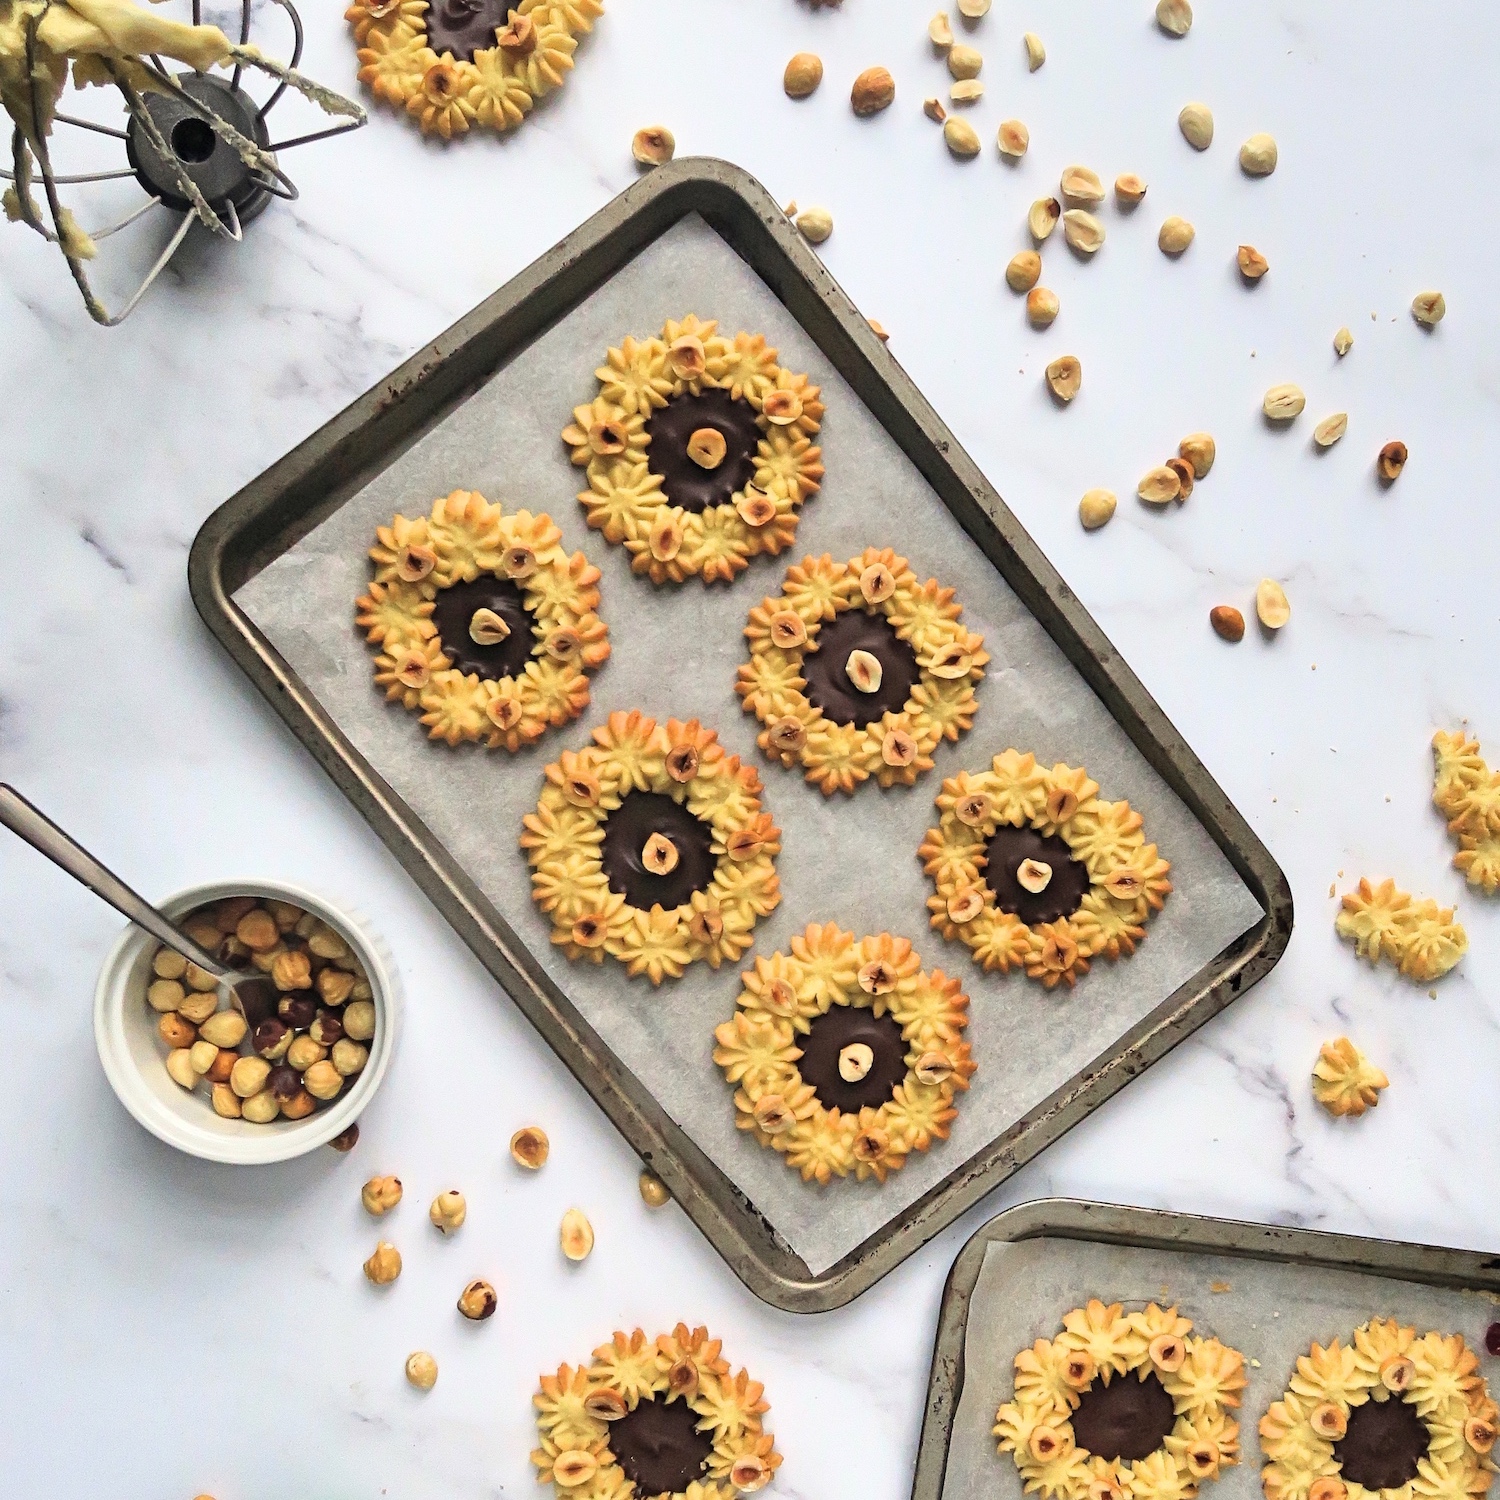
189;157;1290;1310
914;1199;1500;1500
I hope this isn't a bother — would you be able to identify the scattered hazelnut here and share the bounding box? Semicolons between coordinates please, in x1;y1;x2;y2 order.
838;1042;875;1083
859;561;896;603
1156;0;1192;34
329;1123;360;1152
638;1170;670;1208
147;978;186;1014
1138;466;1182;505
1210;606;1246;643
362;1175;403;1216
428;1190;466;1234
943;116;981;158
1114;173;1147;205
1016;858;1053;893
1028;197;1061;240
1263;383;1306;421
406;1351;438;1390
242;1089;280;1123
1178;101;1213;150
1238;244;1269;280
1079;489;1116;530
1005;251;1041;293
229;1054;271;1099
795;206;833;244
1159;216;1195;255
344;1000;376;1041
1060;165;1104;204
303;1060;343;1101
165;1048;198;1090
1024;32;1045;69
783;51;822;98
560;1208;594;1261
923;96;947;123
510;1126;550;1170
1239;132;1278;175
1411;291;1446;327
1165;457;1195;501
851;66;895;116
928;10;953;47
631;126;675;167
1179;432;1216;478
1256;579;1291;630
364;1240;402;1285
1377;441;1408;481
1314;413;1348;448
1026;287;1059;328
686;427;727;469
858;959;897;995
996;119;1030;159
845;649;883;694
1045;355;1082;402
211;1082;242;1118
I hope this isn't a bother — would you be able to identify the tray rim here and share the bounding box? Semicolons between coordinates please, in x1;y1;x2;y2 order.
188;155;1293;1312
911;1197;1500;1500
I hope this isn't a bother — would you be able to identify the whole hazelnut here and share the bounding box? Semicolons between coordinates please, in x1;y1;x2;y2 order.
309;1010;344;1047
639;1171;670;1208
229;1054;272;1099
457;1278;497;1320
146;978;186;1014
406;1351;438;1390
362;1174;403;1216
328;1123;360;1152
364;1240;402;1285
303;1059;344;1101
278;994;317;1031
252;1018;290;1058
158;1012;197;1049
279;1089;317;1120
331;1039;369;1077
241;1089;280;1123
343;1000;376;1042
430;1190;467;1234
267;1063;303;1101
286;1034;326;1072
317;968;355;1006
211;1082;243;1118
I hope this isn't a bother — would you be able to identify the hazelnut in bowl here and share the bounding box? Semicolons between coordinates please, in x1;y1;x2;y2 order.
94;879;400;1164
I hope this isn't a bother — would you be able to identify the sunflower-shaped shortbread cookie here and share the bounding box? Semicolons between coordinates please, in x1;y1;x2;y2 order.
1334;878;1467;983
1432;730;1500;896
563;315;825;584
1312;1038;1389;1119
348;0;601;140
919;751;1170;989
1260;1320;1497;1500
995;1299;1247;1500
522;712;781;983
713;923;975;1185
532;1324;781;1498
734;548;987;794
356;491;608;749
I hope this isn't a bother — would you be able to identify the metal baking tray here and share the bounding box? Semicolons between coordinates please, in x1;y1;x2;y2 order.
188;158;1292;1311
912;1198;1500;1500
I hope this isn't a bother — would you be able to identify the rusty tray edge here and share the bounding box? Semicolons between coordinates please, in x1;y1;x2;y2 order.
188;157;1293;1312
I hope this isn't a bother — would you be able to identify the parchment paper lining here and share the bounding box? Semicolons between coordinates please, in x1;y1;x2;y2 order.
941;1236;1497;1500
234;215;1264;1276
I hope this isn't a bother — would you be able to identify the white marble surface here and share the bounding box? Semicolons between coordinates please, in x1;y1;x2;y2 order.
1;2;1497;1497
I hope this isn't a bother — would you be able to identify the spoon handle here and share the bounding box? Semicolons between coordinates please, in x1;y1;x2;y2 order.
0;784;228;976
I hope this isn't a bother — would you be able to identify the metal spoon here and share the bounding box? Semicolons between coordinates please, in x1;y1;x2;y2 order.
0;783;278;1027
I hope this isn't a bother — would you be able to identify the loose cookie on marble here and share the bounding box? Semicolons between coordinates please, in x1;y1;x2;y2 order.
521;711;781;984
1312;1037;1388;1118
994;1299;1247;1500
565;315;825;584
356;491;609;750
1334;877;1467;982
1260;1320;1497;1500
532;1324;781;1497
735;548;986;794
349;0;602;140
919;751;1170;988
1432;730;1500;895
713;923;975;1186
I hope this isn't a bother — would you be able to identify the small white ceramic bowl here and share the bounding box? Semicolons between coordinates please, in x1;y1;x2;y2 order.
94;878;400;1164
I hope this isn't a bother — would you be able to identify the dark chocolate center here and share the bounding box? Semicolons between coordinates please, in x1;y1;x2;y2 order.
645;389;760;513
800;609;921;729
430;576;535;681
795;1003;908;1114
607;1395;714;1495
1070;1371;1177;1463
599;792;715;911
982;825;1090;925
424;0;507;61
1334;1397;1430;1491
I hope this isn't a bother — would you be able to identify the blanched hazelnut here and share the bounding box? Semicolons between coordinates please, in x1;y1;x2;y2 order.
638;1170;670;1208
406;1351;438;1390
686;426;727;469
310;1010;344;1047
845;649;883;694
152;947;188;981
198;1010;247;1049
317;968;355;1006
165;1048;198;1090
211;1082;243;1118
188;1039;219;1075
280;1089;316;1120
859;562;896;603
560;1208;594;1261
1016;858;1053;893
303;1059;343;1101
457;1278;497;1319
230;1055;271;1099
363;1175;403;1215
241;1089;280;1123
158;1012;197;1049
364;1240;402;1285
267;899;302;932
332;1039;369;1076
838;1042;874;1082
176;989;219;1025
767;717;806;753
430;1190;467;1234
510;1126;550;1169
344;1000;376;1041
307;925;350;962
235;909;280;952
553;1453;599;1487
271;949;312;992
183;961;219;993
858;959;897;995
768;610;807;649
946;888;984;925
752;1094;795;1134
147;978;186;1014
286;1034;326;1072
